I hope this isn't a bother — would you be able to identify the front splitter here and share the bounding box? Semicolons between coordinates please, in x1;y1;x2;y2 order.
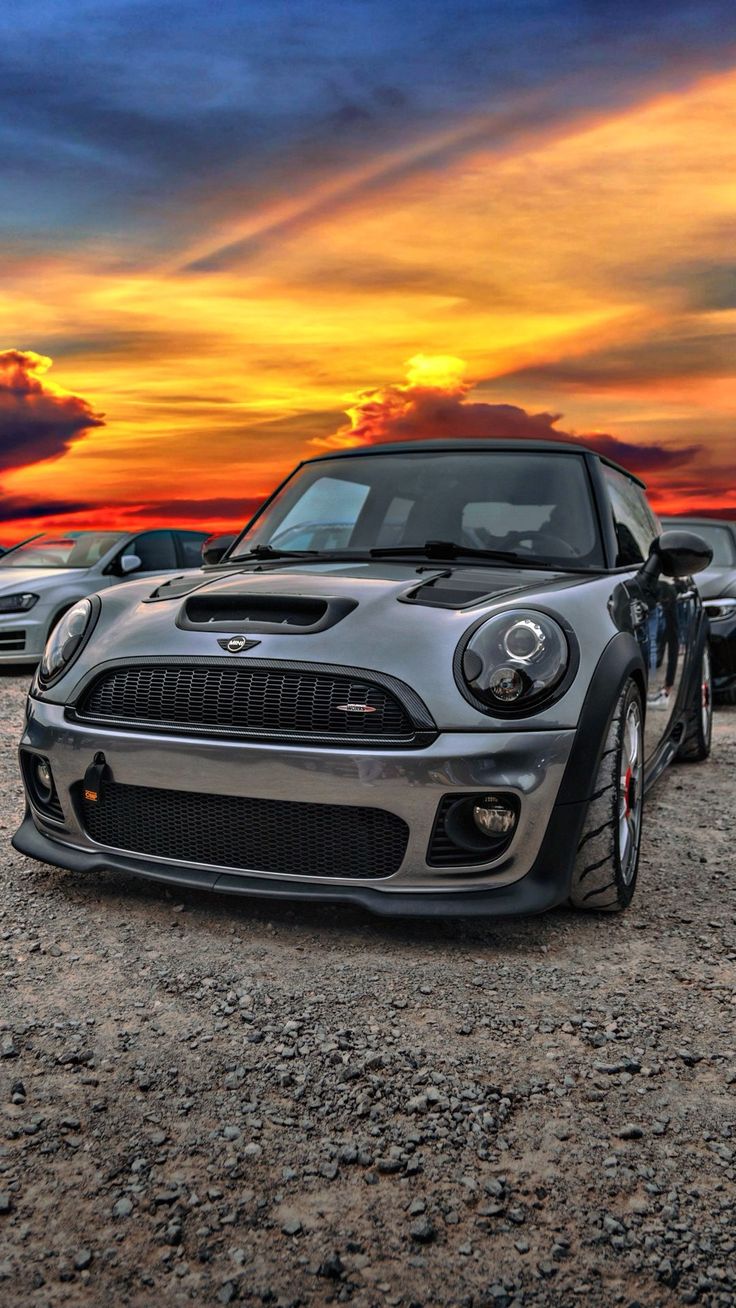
12;809;579;918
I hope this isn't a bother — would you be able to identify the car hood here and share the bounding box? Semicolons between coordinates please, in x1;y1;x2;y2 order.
46;557;620;731
0;566;81;590
696;565;736;600
145;558;590;615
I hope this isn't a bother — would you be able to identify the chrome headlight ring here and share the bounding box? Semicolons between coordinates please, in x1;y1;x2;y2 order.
454;606;580;717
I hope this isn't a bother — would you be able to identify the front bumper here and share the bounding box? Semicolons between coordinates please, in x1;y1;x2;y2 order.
14;697;580;915
0;608;49;664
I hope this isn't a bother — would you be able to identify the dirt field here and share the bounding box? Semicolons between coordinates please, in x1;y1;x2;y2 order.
0;670;734;1308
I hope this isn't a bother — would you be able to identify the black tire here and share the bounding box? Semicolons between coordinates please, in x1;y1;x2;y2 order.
569;679;644;913
677;641;713;762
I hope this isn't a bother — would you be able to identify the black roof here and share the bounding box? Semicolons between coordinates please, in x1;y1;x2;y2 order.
305;438;644;486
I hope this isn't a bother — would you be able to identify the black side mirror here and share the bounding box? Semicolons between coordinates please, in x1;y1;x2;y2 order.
644;530;713;580
202;533;236;566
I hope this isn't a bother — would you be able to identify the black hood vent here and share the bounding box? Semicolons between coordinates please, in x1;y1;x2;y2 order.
400;572;522;610
178;592;357;634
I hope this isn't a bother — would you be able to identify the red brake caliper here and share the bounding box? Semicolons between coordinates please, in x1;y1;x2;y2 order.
624;766;633;818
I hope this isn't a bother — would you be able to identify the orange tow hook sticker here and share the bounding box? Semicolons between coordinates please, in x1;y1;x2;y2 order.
84;788;98;802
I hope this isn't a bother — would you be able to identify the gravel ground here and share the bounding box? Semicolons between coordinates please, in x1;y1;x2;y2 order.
0;670;734;1308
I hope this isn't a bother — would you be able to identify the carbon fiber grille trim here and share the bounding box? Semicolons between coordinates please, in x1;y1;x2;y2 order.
79;781;409;879
74;662;425;745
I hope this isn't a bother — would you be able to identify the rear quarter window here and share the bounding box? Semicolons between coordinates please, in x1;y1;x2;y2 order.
603;466;658;565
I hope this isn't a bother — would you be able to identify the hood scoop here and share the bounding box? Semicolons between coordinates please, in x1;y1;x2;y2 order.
178;592;357;635
400;571;523;610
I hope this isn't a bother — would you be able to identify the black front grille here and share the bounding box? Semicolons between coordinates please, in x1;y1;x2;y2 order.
75;663;422;745
79;781;408;879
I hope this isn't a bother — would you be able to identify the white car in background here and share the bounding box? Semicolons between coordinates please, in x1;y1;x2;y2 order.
0;529;208;666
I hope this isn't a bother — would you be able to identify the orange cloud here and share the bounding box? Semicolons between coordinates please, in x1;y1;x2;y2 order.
314;355;700;482
0;349;105;474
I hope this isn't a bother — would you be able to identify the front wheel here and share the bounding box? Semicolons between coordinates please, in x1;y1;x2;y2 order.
569;679;644;913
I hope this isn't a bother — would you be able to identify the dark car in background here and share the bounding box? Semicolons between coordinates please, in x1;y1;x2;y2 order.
662;517;736;704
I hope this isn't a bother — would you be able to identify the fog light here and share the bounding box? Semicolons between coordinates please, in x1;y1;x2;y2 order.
34;757;54;801
472;795;518;836
488;666;525;702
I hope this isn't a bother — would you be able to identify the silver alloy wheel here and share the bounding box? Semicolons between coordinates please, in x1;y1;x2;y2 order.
701;644;713;744
619;700;643;885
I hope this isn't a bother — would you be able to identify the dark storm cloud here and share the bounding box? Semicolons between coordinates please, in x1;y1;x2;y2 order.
0;495;91;523
0;349;105;472
0;494;261;527
126;497;264;521
322;371;699;477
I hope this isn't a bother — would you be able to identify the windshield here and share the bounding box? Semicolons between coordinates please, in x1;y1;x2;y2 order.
232;450;605;568
0;532;125;569
667;523;735;567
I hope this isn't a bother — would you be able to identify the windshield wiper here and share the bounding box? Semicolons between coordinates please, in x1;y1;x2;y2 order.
369;540;523;563
225;540;580;571
227;544;322;562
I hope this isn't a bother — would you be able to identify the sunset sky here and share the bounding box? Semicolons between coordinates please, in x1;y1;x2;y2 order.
2;1;736;541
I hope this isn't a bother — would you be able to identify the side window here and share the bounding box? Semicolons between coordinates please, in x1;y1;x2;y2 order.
603;467;657;565
128;531;177;571
176;533;207;566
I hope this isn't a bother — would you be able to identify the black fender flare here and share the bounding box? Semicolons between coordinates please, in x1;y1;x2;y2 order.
555;631;646;807
522;632;646;902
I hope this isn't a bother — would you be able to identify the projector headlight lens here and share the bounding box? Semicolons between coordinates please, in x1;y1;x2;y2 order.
459;609;569;713
40;598;95;685
503;617;545;662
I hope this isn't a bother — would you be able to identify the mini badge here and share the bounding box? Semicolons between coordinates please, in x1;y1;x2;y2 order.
218;636;260;653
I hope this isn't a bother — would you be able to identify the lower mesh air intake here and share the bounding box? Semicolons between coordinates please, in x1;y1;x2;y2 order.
79;780;408;880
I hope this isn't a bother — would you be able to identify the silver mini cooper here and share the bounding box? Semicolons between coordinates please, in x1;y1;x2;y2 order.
14;441;713;917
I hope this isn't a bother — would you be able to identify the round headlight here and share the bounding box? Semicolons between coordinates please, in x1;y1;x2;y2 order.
40;598;95;684
458;609;570;714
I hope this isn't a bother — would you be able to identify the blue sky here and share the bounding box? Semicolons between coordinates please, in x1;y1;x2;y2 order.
2;0;736;533
3;0;736;254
